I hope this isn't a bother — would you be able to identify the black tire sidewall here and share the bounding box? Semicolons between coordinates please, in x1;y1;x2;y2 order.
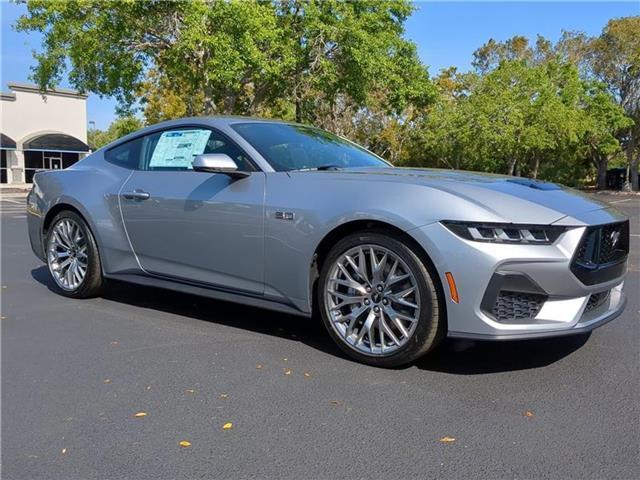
318;231;442;368
45;211;104;298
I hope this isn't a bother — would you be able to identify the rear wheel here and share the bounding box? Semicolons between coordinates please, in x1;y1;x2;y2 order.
318;231;443;367
45;211;104;298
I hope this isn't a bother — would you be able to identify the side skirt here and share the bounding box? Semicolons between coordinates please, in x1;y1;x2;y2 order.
104;272;311;318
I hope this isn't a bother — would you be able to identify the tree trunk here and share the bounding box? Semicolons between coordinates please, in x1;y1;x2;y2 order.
631;148;639;191
295;98;302;123
596;155;608;190
624;130;638;191
531;157;540;179
507;158;517;176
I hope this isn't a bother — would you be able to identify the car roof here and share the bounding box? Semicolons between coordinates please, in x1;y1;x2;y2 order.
148;116;298;129
99;116;304;152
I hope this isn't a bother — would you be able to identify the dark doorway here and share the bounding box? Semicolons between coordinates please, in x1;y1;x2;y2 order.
1;150;7;183
24;151;82;182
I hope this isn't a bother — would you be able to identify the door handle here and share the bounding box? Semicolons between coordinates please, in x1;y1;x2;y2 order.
122;190;150;200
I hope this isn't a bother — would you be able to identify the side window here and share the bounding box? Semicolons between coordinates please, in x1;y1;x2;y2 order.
104;137;143;169
141;128;254;172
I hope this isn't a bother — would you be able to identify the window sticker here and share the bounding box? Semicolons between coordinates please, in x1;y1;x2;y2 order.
149;129;212;168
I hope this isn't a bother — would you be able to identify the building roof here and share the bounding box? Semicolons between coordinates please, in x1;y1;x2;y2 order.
3;82;88;100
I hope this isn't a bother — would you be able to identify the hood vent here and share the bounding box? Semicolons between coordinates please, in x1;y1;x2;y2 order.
506;178;562;191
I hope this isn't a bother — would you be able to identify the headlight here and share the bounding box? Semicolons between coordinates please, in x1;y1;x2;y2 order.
441;221;566;245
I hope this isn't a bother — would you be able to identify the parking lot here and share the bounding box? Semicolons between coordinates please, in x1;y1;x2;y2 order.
1;192;638;479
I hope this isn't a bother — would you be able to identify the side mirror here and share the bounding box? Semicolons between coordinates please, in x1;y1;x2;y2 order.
192;154;250;178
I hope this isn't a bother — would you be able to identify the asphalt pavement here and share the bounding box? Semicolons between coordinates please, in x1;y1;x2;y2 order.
1;192;639;480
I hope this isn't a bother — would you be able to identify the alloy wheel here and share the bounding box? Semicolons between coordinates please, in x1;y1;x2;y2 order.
47;218;89;291
325;244;421;356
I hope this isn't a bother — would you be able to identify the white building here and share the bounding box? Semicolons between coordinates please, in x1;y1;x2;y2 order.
1;82;90;184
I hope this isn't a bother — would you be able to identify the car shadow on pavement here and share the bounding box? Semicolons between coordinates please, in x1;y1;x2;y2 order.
32;266;591;375
31;266;342;358
415;334;590;374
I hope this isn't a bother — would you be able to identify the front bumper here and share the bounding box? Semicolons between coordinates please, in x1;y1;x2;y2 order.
409;219;628;340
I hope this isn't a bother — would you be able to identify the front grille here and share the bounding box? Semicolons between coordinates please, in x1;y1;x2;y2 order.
600;223;627;263
571;221;629;285
492;290;546;322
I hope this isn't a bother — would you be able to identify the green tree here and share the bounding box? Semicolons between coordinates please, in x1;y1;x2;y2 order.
87;116;143;150
589;17;640;190
579;82;634;188
16;0;432;136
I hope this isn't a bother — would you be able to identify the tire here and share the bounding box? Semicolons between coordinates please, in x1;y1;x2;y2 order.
45;210;104;298
318;231;443;367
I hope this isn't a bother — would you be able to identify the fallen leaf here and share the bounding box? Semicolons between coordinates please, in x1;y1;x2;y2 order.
523;410;535;418
179;440;191;448
303;372;311;378
110;341;118;346
256;364;263;369
103;379;111;384
220;393;228;399
134;412;147;418
330;400;340;405
222;422;233;430
283;358;288;361
439;436;456;443
186;389;195;394
284;368;292;375
61;448;67;454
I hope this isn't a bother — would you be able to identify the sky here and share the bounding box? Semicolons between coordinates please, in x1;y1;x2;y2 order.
2;1;639;130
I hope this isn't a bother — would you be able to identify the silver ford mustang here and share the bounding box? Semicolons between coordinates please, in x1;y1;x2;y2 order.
27;117;629;367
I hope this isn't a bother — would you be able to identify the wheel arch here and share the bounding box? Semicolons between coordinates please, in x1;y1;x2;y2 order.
42;203;85;236
309;219;447;328
41;202;105;274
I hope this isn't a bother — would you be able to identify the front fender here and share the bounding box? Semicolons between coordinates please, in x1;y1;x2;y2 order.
263;173;474;312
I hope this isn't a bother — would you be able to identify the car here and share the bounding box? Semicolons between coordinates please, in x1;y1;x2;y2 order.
26;117;629;367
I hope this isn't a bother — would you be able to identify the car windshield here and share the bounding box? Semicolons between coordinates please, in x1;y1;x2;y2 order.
231;122;390;172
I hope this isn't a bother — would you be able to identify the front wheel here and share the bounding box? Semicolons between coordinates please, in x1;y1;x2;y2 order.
318;231;443;367
45;211;104;298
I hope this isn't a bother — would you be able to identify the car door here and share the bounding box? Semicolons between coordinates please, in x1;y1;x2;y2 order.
118;126;265;294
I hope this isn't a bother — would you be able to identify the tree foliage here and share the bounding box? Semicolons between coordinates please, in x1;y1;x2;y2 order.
17;1;432;124
87;116;143;150
16;2;638;189
405;28;635;188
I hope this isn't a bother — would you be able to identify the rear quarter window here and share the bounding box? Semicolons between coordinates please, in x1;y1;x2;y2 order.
104;137;143;169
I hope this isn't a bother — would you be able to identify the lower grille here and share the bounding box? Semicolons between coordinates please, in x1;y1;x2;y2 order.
586;291;610;312
492;290;546;322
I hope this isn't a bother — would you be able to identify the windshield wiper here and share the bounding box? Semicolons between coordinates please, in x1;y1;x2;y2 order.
294;164;343;172
316;164;342;170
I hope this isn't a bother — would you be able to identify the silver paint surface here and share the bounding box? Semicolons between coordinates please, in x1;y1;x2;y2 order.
26;117;628;339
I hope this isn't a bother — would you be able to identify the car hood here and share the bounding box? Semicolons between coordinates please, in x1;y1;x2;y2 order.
300;167;620;225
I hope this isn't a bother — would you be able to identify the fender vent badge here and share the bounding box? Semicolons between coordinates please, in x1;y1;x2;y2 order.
275;211;295;221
